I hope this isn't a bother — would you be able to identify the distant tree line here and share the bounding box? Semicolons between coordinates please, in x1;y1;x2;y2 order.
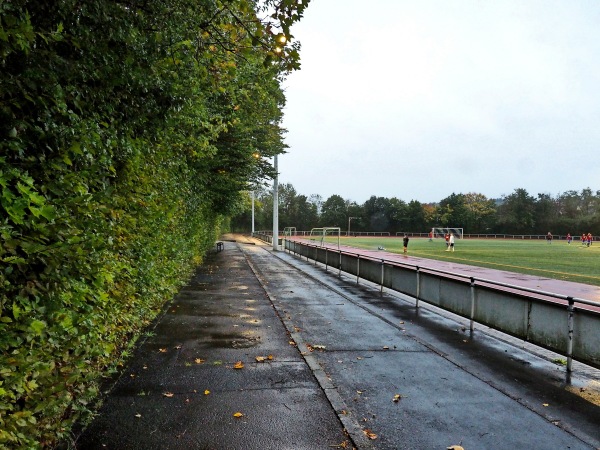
231;185;600;236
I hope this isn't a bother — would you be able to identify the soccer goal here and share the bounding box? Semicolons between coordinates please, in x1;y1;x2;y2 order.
309;227;341;249
432;227;464;239
283;227;297;237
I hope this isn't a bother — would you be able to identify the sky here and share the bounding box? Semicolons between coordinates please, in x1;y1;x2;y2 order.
278;0;600;204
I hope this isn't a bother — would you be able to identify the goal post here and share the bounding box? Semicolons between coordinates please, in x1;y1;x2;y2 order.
432;227;463;239
283;227;297;237
309;227;341;249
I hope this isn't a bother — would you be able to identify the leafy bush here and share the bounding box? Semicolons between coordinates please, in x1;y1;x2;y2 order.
0;0;308;447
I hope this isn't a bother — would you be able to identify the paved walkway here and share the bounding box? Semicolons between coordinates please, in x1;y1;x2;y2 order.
76;236;600;449
75;237;351;449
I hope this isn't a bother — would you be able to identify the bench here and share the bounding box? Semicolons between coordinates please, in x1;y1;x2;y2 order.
216;241;224;252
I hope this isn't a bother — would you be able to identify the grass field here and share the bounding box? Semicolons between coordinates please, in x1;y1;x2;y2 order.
323;237;600;287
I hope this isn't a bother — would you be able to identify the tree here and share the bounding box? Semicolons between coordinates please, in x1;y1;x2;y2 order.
496;188;536;234
362;196;391;232
438;193;468;228
534;193;558;234
463;193;497;233
406;200;427;232
387;197;409;232
321;195;348;228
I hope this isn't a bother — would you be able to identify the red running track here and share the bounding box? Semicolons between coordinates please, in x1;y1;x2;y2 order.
289;238;600;313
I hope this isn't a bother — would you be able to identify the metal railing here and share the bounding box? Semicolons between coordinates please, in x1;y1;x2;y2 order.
281;238;600;372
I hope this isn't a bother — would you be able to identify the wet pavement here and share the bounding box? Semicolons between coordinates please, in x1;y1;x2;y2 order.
76;236;600;449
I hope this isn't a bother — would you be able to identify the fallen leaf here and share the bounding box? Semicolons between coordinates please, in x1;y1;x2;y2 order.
383;346;389;350
312;345;326;350
393;394;402;403
159;348;167;353
134;413;142;418
175;345;182;349
267;354;274;360
233;361;244;369
543;403;549;407
195;358;206;364
163;392;174;398
447;446;464;450
363;429;378;440
204;390;210;395
255;356;266;362
233;412;244;418
289;340;296;346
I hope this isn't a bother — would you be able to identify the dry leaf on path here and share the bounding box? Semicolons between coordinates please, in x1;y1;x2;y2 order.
363;429;378;440
233;361;244;369
159;348;167;353
447;446;464;450
163;392;174;398
204;390;210;395
233;412;244;418
195;358;205;364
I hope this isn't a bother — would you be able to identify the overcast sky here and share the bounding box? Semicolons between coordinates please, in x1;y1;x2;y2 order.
279;0;600;204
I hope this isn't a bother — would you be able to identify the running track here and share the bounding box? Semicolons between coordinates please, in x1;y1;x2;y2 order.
289;237;600;313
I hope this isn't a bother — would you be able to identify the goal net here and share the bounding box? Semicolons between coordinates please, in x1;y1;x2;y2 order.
309;227;341;249
432;227;463;239
283;227;297;237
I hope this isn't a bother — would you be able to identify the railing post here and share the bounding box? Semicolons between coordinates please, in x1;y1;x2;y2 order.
314;245;318;265
338;250;342;277
470;277;476;332
325;247;328;272
380;259;385;295
356;254;360;284
415;266;420;308
567;297;574;373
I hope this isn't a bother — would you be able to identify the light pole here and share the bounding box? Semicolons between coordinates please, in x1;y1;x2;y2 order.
251;152;260;237
251;190;255;235
348;217;358;237
272;154;279;251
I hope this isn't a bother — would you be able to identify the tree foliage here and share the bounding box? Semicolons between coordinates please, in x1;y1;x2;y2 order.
236;184;600;236
1;0;309;447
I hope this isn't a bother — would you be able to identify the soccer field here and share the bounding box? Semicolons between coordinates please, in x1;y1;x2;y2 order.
330;237;600;287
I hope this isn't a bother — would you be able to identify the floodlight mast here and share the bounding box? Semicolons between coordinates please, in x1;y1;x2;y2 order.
251;190;255;234
348;217;358;236
272;154;279;251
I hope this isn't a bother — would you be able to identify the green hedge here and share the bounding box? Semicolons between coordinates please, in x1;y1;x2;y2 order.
0;1;309;447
